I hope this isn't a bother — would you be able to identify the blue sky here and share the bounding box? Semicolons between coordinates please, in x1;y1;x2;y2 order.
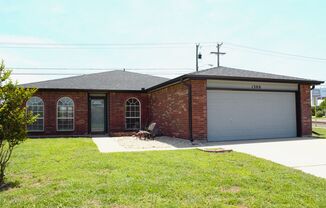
0;0;325;85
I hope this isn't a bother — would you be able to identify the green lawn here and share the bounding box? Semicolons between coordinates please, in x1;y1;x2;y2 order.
1;138;326;207
313;127;326;139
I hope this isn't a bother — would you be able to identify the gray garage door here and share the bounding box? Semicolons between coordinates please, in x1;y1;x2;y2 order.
207;90;297;141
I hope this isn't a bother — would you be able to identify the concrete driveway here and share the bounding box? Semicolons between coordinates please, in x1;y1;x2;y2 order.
92;136;326;179
213;137;326;179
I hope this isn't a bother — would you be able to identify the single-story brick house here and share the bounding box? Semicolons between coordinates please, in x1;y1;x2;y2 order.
22;66;323;141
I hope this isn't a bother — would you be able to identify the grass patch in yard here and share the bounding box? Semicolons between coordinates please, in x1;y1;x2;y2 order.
0;138;326;207
313;127;326;138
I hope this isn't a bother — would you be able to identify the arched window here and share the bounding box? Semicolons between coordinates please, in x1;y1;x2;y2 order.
26;96;44;132
57;97;74;131
125;98;141;130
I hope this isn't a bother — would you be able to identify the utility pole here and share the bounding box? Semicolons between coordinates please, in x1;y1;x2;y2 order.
210;42;226;67
195;43;200;72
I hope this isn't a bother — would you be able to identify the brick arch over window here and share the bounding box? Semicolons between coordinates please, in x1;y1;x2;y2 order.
26;96;44;132
125;97;141;130
57;97;74;131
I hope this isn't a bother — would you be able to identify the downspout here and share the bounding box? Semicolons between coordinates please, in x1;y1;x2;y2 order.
181;78;193;142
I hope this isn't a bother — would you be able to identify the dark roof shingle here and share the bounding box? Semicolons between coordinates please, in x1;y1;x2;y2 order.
186;66;322;84
22;70;169;91
22;66;323;91
147;66;323;91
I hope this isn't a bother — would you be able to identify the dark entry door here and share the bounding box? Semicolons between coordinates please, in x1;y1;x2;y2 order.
90;97;106;134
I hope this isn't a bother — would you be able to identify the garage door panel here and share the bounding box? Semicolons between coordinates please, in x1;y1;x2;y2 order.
207;90;297;141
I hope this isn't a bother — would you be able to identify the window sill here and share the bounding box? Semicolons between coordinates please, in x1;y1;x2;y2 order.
56;130;75;132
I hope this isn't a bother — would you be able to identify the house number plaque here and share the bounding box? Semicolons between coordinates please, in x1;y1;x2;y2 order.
251;85;261;89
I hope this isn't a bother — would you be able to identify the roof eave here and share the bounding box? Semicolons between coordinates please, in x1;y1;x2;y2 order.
185;74;324;85
25;88;145;93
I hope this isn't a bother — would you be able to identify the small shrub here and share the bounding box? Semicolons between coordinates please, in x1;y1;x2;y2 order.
312;106;323;117
311;107;315;116
316;110;324;118
0;60;36;185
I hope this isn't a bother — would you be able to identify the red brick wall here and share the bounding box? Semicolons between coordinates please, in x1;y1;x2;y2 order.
108;92;149;134
28;81;311;140
149;82;190;139
300;84;312;136
191;80;207;139
28;90;89;136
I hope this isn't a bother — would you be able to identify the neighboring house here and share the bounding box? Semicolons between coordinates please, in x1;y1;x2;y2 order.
311;88;326;106
22;66;323;142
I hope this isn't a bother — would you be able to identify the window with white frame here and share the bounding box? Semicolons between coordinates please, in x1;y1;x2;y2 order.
26;96;44;131
57;97;74;131
125;98;141;130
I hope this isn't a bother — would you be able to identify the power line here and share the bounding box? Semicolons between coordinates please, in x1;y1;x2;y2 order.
0;41;202;49
12;73;82;76
1;40;325;62
225;42;326;61
8;66;195;76
0;41;219;49
0;41;197;46
0;45;194;49
0;41;221;46
8;67;194;71
223;45;326;63
11;72;185;76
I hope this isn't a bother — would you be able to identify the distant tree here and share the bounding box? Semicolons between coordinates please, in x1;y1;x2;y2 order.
319;98;326;111
0;60;36;186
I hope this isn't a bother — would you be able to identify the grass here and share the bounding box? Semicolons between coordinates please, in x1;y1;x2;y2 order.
0;138;326;207
313;127;326;138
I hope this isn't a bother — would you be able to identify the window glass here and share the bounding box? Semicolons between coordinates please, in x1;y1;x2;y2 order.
57;97;74;131
125;98;141;129
26;96;44;131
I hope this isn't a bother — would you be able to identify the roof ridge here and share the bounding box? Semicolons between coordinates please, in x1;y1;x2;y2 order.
185;66;322;84
187;67;212;75
21;70;118;86
118;69;169;79
197;66;312;80
21;69;168;86
21;69;170;91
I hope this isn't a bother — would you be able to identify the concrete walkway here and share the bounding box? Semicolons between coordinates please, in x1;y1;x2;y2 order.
92;136;197;152
92;137;127;152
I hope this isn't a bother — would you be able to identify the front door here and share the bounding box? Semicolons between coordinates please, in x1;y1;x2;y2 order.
90;97;107;134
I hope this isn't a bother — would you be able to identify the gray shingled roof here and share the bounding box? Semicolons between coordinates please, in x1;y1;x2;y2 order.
22;66;323;91
147;66;323;91
187;66;321;83
21;70;169;91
